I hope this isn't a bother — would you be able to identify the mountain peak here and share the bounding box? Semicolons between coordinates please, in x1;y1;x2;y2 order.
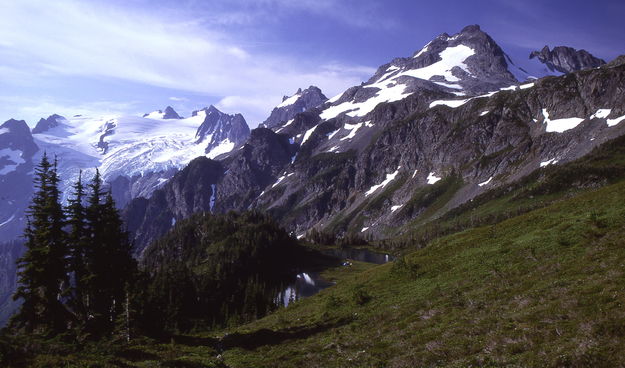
195;106;250;154
32;114;65;134
460;24;481;33
163;106;182;119
363;25;517;96
530;45;606;74
143;106;182;119
264;86;328;129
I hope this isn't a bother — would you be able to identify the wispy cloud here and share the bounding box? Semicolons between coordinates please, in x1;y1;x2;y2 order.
0;0;376;126
175;0;397;30
0;95;140;127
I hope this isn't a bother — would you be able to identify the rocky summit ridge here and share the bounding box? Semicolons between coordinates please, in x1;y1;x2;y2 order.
116;25;622;252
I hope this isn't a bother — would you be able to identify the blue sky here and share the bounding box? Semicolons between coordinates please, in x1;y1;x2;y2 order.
0;0;623;127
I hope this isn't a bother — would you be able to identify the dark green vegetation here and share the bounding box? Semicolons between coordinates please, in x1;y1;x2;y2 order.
1;157;331;367
219;174;625;367
10;154;134;338
140;211;332;333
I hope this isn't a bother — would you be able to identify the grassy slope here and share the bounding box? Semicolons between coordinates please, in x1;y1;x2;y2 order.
12;177;625;367
8;137;625;367
220;179;625;367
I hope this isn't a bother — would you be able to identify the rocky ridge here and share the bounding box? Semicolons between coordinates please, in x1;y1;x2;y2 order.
531;45;606;74
264;86;328;129
122;25;623;251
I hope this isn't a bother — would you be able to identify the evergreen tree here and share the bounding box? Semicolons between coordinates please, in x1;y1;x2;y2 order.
83;171;135;335
66;170;88;327
11;154;69;334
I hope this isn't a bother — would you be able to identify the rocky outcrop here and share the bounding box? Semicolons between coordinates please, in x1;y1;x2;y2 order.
125;127;296;253
530;46;606;74
32;114;66;134
194;106;250;154
0;119;39;241
264;86;328;128
142;106;183;119
124;156;226;253
163;106;182;119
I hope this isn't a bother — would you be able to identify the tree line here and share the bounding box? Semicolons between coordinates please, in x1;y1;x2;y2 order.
8;154;319;342
10;153;135;339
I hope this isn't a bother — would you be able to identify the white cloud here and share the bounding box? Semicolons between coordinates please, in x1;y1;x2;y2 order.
0;0;375;127
0;96;139;127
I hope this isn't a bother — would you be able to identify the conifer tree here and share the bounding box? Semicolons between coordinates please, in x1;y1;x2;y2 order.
66;170;88;325
11;153;69;334
83;170;135;335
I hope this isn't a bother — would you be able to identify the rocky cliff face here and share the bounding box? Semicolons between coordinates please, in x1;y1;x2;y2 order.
0;119;38;240
31;114;65;134
530;46;606;74
194;105;250;154
264;86;328;129
0;240;23;326
125;127;297;253
124;26;625;252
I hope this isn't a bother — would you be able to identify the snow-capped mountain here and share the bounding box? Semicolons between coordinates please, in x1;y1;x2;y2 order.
264;86;328;129
124;24;623;250
193;105;250;154
142;106;183;119
0;105;249;242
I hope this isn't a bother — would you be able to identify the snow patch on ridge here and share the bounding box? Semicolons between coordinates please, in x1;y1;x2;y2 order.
540;158;558;167
607;114;625;127
478;177;493;187
0;148;25;175
0;214;15;228
209;184;216;212
591;109;611;120
320;83;411;120
340;122;364;141
400;45;475;85
542;109;584;133
365;167;401;197
427;172;441;184
277;93;301;108
430;99;470;109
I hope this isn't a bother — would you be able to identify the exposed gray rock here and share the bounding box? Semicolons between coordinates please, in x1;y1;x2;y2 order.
142;106;183;119
124;53;625;248
264;86;328;129
31;114;66;134
530;46;606;74
163;106;182;119
194;105;250;154
365;24;519;96
0;119;38;241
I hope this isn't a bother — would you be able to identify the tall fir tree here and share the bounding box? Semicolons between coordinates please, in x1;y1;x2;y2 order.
11;153;70;334
83;170;136;335
66;170;88;326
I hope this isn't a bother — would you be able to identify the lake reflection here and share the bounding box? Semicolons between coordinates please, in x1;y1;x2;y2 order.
276;247;394;307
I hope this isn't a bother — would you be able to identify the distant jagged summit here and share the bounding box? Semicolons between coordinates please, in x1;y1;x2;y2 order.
143;106;182;119
32;114;66;134
264;86;328;129
193;105;250;154
530;46;606;74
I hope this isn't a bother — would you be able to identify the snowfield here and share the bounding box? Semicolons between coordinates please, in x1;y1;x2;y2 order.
31;113;237;201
